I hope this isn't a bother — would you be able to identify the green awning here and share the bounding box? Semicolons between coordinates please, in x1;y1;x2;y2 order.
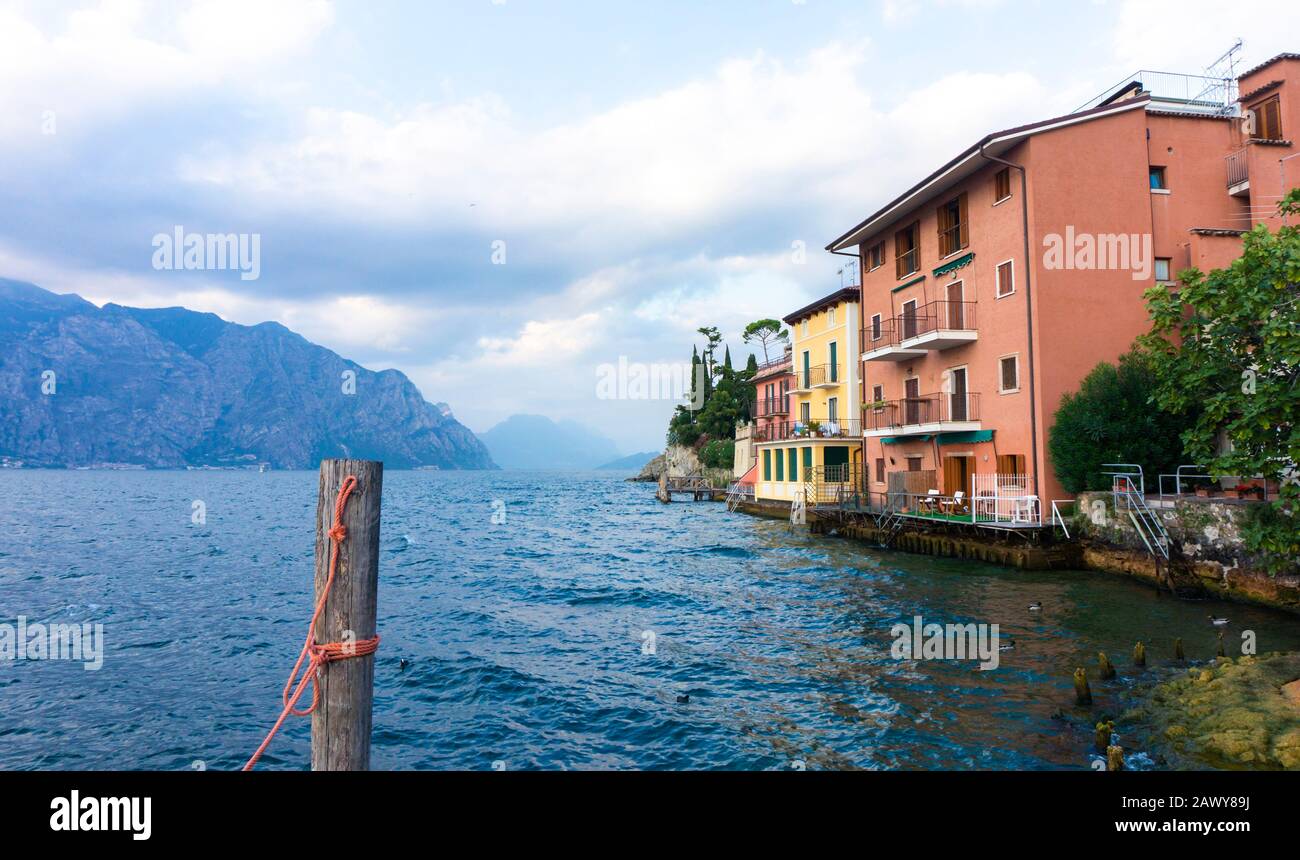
933;252;974;278
935;430;994;444
880;435;932;445
891;275;926;293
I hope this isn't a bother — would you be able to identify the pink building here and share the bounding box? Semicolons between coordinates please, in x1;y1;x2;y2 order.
751;346;794;444
826;53;1298;515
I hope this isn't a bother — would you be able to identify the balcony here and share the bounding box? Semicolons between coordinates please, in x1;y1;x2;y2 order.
756;396;790;417
862;301;978;361
862;392;981;437
861;318;927;363
1225;147;1250;197
754;418;862;444
791;363;842;392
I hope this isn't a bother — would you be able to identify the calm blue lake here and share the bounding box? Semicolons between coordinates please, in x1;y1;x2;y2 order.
2;469;1297;770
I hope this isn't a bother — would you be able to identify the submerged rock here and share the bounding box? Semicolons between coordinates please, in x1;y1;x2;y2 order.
1127;652;1300;770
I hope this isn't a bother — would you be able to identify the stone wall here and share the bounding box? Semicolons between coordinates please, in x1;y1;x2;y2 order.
1072;492;1300;613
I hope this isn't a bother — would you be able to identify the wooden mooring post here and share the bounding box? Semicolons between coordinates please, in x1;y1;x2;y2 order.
311;459;383;771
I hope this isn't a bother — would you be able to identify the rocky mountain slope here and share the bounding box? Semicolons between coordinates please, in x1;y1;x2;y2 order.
0;279;496;469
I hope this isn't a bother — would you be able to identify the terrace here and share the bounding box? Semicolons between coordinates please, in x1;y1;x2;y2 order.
753;418;861;444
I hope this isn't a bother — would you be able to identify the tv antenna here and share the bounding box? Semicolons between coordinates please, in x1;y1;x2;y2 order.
1195;39;1243;111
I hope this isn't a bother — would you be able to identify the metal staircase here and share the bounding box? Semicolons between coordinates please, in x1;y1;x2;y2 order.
1105;466;1170;559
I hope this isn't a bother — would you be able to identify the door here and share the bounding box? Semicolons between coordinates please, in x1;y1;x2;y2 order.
943;455;973;499
946;282;964;329
802;351;811;389
901;300;918;340
904;377;920;424
949;367;967;421
829;341;838;382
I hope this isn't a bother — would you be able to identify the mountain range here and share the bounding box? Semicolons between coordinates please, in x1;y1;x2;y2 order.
0;279;496;470
477;414;626;470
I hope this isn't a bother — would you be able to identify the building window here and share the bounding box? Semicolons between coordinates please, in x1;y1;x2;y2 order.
800;402;810;424
999;355;1020;393
870;313;882;341
937;192;969;257
775;447;784;481
802;447;812;472
996;260;1015;298
895;222;920;278
875;458;885;484
829;306;836;327
829;341;838;382
1154;258;1172;282
906;456;923;472
996;454;1026;476
867;241;885;271
1149;166;1167;190
788;448;798;482
871;384;884;408
828;397;839;423
1251;95;1283;141
801;319;808;337
994;167;1011;203
763;449;771;481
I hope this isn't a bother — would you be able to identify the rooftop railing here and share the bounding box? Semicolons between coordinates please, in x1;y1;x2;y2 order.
1075;70;1239;116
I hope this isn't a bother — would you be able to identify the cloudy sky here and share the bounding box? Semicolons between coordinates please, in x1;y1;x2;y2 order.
2;0;1296;453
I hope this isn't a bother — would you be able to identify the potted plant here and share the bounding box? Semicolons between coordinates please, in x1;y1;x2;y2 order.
807;419;822;437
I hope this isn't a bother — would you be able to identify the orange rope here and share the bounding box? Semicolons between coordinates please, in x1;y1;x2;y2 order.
243;475;381;771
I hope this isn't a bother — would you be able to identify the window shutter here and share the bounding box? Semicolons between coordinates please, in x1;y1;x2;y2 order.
1001;357;1018;391
958;193;969;248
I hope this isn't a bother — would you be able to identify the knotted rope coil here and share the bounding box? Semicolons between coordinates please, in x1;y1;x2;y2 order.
243;475;381;770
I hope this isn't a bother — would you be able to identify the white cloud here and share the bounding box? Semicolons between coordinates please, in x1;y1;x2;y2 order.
0;0;333;143
1110;1;1300;75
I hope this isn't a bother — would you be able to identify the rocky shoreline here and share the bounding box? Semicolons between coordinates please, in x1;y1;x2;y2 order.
1126;653;1300;770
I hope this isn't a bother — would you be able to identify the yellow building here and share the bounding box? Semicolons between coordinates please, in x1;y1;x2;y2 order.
753;287;861;506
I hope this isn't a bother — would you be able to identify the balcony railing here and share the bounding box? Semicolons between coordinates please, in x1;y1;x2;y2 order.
754;418;862;443
793;363;841;390
1225;147;1249;187
862;301;978;356
863;392;981;433
757;396;790;417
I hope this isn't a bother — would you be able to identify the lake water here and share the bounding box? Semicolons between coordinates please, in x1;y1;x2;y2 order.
2;469;1297;771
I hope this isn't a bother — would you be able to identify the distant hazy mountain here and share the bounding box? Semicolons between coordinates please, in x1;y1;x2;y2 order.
477;415;621;470
596;451;659;472
0;278;496;470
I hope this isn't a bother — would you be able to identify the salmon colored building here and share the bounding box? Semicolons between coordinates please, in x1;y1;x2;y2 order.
825;53;1299;518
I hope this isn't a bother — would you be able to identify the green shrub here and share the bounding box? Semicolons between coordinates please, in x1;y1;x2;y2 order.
1047;350;1192;494
700;439;735;469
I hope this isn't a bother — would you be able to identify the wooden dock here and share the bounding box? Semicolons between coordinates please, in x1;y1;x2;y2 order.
657;473;715;502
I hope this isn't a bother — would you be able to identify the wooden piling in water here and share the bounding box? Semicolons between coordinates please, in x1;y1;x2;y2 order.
1095;721;1114;752
311;459;383;771
1073;668;1092;706
1133;641;1146;667
1175;638;1185;661
1106;744;1125;772
1098;652;1116;680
